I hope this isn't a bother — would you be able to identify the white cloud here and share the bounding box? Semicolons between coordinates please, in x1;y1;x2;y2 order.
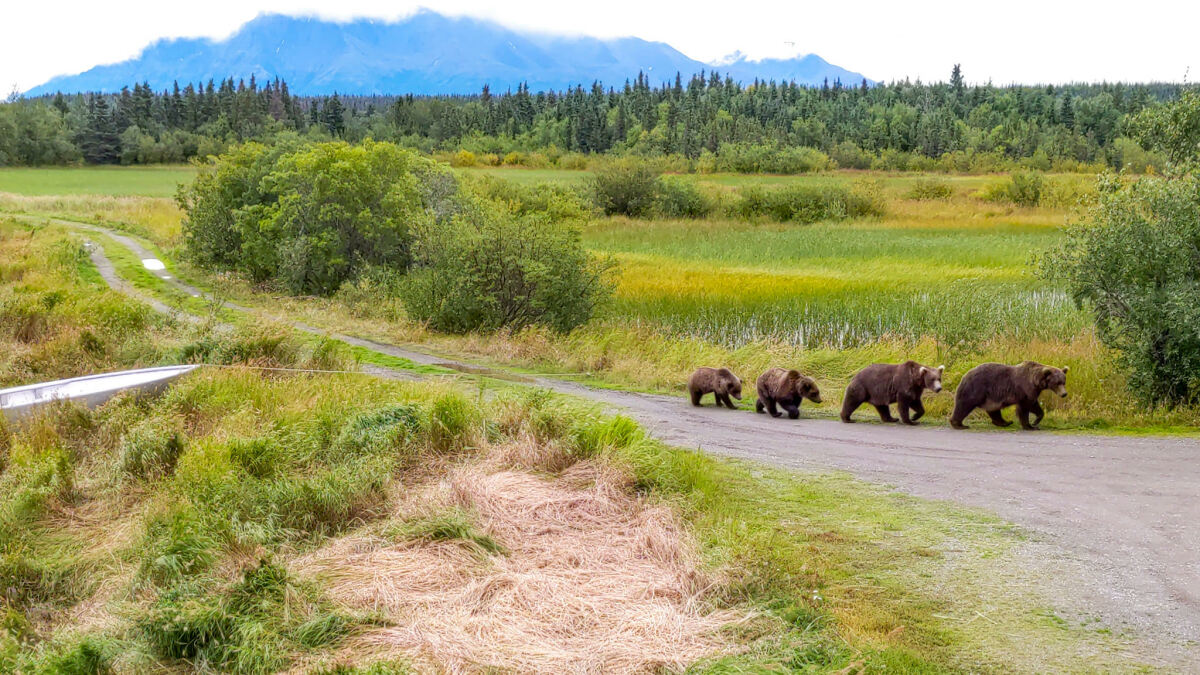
3;0;1196;94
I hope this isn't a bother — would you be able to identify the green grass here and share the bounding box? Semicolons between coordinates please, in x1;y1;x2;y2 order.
0;165;197;198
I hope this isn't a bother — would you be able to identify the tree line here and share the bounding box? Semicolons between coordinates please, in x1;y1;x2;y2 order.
0;68;1192;171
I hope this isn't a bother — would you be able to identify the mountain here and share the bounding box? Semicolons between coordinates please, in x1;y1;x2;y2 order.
24;12;871;97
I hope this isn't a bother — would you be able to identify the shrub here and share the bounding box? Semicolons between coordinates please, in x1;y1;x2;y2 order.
829;141;874;170
733;182;886;223
1041;173;1200;404
905;177;954;201
180;140;455;295
714;143;831;174
653;176;714;218
1007;171;1044;206
449;149;477;167
592;159;659;217
976;171;1045;206
400;202;613;333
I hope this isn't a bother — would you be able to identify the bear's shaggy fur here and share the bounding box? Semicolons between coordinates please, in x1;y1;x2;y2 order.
754;368;822;419
687;367;743;409
841;361;945;424
950;361;1069;430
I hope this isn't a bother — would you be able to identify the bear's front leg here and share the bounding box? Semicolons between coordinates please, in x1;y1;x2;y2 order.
766;398;783;418
1017;402;1041;430
909;398;925;422
1029;400;1044;427
897;398;917;425
782;402;801;419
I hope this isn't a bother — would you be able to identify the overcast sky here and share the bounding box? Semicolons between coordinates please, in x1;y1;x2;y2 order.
4;0;1197;94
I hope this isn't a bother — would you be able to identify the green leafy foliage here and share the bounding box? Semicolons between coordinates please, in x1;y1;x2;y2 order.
653;176;714;218
1127;89;1200;169
733;182;886;223
1042;173;1200;403
905;177;954;201
400;200;613;333
180;140;451;295
592;158;659;216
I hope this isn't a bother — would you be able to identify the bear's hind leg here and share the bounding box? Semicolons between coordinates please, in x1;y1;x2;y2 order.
690;388;703;406
950;399;974;429
755;399;765;414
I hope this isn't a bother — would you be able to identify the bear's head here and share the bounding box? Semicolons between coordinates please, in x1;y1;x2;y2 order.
1040;366;1069;397
719;368;743;400
918;364;945;393
792;373;822;404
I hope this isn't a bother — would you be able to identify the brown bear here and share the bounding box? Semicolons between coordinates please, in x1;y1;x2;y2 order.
688;367;743;409
950;361;1069;430
841;361;944;425
754;368;822;419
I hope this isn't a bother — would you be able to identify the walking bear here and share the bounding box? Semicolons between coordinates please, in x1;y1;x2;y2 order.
688;367;743;409
950;361;1069;430
841;361;944;424
755;368;822;419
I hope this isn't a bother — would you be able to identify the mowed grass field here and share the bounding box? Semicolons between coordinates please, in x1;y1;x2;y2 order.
0;165;197;197
1;164;1195;431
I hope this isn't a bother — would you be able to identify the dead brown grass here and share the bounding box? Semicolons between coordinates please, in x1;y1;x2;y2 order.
294;444;744;673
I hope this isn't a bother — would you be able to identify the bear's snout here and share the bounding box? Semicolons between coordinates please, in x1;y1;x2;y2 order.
1055;385;1068;397
931;380;943;393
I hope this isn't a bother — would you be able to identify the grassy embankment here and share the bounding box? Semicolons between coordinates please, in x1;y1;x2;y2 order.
0;216;1147;671
0;165;1195;432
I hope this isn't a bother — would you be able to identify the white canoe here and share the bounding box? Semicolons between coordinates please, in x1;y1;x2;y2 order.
0;365;200;422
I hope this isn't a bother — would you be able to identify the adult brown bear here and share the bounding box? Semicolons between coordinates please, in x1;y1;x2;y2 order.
841;361;944;424
950;361;1069;430
755;368;822;419
687;367;743;409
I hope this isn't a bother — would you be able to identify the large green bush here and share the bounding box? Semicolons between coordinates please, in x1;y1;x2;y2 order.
653;176;714;218
1042;173;1200;404
180;140;454;295
592;158;659;217
400;200;613;333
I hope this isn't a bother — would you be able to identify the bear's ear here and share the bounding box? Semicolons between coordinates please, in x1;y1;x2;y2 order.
937;365;945;374
917;366;928;378
1061;366;1069;374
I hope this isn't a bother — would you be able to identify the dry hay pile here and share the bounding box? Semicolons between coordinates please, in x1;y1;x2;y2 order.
295;439;742;673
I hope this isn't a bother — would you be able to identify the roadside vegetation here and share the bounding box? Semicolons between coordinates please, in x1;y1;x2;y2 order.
0;221;1140;672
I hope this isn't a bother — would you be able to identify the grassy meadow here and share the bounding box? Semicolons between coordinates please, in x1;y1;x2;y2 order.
1;164;1196;431
0;219;1141;672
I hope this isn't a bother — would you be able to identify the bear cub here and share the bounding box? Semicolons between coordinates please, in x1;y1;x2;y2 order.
950;361;1069;430
688;367;743;409
755;368;822;419
841;361;944;424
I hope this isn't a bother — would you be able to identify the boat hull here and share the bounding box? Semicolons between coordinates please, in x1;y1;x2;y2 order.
0;365;200;422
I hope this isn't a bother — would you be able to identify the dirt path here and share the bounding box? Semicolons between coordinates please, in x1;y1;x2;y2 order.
47;216;1200;667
